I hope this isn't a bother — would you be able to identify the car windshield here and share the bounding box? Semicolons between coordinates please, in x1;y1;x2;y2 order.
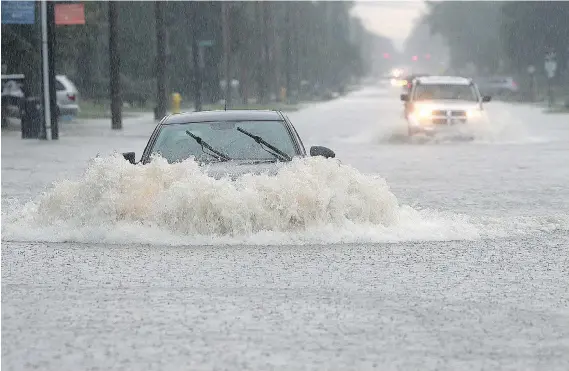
150;120;298;163
413;83;478;101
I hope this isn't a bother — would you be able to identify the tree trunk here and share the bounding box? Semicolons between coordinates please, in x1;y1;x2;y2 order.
109;1;122;130
155;1;167;119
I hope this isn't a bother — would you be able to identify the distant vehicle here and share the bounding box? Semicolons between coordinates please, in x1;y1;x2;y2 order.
1;74;79;122
389;68;413;87
55;75;80;117
400;73;430;94
388;68;402;84
122;110;336;179
476;76;519;98
400;75;492;136
1;74;25;126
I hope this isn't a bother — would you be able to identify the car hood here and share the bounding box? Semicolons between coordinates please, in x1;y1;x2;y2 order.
414;100;481;111
201;160;289;180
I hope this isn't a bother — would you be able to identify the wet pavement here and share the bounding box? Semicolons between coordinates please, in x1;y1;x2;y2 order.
2;85;568;370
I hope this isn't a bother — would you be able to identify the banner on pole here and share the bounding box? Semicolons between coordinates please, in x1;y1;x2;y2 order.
1;1;35;24
55;3;85;25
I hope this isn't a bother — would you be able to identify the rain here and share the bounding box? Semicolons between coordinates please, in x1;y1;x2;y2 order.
2;1;569;370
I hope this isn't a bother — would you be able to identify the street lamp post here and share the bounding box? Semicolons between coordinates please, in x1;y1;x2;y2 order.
544;50;557;108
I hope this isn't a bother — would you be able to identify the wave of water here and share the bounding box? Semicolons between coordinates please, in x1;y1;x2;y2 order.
3;154;567;246
2;154;486;246
360;106;548;146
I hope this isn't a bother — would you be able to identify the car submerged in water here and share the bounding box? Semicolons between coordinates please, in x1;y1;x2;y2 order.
400;76;492;136
122;110;336;179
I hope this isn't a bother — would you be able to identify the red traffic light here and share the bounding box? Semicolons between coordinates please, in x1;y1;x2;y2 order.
412;55;418;61
383;52;390;59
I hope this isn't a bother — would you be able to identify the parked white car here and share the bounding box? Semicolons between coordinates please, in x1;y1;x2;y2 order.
400;76;492;136
1;74;79;120
55;74;80;117
476;76;519;98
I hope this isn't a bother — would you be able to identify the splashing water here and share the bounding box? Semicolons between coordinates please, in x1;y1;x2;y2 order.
363;106;547;146
2;154;484;245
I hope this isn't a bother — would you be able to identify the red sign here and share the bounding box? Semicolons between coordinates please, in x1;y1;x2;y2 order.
55;3;85;25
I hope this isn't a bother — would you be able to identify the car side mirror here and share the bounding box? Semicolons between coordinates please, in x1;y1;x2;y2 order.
310;146;335;159
123;151;136;164
482;95;491;102
400;94;409;102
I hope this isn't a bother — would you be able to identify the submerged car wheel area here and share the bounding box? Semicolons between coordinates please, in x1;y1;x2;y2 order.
122;110;335;179
400;75;492;136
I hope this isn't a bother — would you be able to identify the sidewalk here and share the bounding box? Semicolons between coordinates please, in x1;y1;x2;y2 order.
2;113;157;204
2;111;156;137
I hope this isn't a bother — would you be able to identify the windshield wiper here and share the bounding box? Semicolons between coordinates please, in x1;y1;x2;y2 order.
185;130;231;162
236;127;292;162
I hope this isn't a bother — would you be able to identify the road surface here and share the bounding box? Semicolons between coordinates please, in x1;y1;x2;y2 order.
2;84;568;370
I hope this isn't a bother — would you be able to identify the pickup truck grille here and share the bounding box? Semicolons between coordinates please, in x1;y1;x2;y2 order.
431;109;467;125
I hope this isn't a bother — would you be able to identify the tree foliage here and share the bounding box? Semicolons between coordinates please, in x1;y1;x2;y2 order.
423;1;504;74
501;1;569;74
403;16;449;71
417;0;569;78
2;1;377;104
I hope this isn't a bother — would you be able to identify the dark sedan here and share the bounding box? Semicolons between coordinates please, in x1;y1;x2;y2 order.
122;110;336;178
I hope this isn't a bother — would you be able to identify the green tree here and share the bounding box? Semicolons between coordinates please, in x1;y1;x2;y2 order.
501;1;569;76
423;1;505;74
6;1;380;106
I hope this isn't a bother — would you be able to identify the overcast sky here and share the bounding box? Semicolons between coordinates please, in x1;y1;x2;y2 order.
351;0;427;50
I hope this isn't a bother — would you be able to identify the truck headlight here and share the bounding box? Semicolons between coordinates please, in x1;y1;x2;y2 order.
467;109;482;119
417;108;432;118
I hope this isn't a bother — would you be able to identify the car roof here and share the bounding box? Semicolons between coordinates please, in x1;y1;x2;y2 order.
415;75;472;85
163;110;283;124
55;75;78;89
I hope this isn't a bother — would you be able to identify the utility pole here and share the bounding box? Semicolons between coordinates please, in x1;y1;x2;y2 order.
324;2;333;90
284;3;291;103
40;0;58;139
191;2;202;112
270;4;280;102
254;2;264;104
261;2;270;104
47;1;58;139
108;1;122;130
527;65;536;102
545;50;557;108
40;0;49;140
293;4;301;102
221;2;231;108
155;1;167;119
